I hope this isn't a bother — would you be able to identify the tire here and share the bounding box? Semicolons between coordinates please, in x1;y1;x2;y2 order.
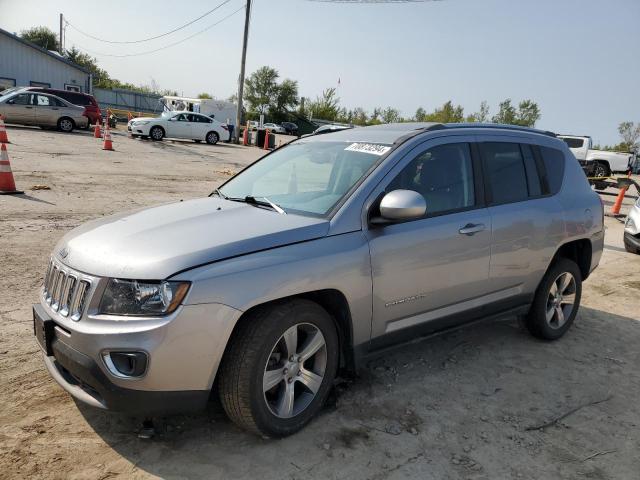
624;236;640;255
206;131;219;145
593;161;610;179
525;258;582;340
150;126;164;141
218;299;339;437
57;117;75;133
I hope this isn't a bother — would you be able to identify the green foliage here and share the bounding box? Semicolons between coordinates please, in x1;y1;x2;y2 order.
197;93;213;99
492;99;540;127
308;88;341;121
466;101;490;123
618;121;640;151
244;66;298;116
421;101;465;123
20;26;59;51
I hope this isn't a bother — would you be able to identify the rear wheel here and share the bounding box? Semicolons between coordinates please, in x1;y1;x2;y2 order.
206;131;219;145
150;126;164;141
218;299;339;437
57;117;74;133
593;161;610;179
526;258;582;340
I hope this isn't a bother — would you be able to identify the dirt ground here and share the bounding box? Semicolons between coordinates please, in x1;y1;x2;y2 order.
1;126;639;480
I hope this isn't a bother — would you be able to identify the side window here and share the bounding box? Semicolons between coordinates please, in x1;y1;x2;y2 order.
388;143;475;216
174;114;187;121
480;142;529;205
36;95;51;106
11;93;32;105
539;146;565;195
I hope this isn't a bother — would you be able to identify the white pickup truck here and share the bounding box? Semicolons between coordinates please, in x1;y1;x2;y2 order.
558;135;635;178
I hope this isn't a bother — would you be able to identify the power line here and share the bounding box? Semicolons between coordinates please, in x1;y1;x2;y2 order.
65;0;234;44
69;4;245;58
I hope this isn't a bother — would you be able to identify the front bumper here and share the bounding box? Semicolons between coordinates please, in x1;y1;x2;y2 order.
34;297;242;415
624;232;640;252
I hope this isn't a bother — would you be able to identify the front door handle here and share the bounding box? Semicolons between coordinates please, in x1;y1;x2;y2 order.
459;223;486;236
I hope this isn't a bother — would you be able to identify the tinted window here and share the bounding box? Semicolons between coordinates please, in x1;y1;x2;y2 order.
480;142;529;205
174;114;188;121
389;143;475;216
562;138;584;149
539;146;565;194
521;144;542;197
11;93;32;105
190;114;211;123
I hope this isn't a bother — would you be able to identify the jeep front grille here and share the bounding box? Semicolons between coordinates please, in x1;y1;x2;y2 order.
43;259;91;321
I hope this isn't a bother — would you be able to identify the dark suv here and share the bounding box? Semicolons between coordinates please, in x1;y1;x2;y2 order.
25;88;101;127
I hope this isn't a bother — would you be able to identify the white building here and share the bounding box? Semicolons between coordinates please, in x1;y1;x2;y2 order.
0;27;91;93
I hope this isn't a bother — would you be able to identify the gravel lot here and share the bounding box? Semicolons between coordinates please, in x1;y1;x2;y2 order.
1;126;639;480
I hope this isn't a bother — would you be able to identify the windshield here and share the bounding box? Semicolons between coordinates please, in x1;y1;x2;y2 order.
219;141;389;216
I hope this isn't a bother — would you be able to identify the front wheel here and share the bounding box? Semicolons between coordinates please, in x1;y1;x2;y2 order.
206;131;219;145
150;126;164;141
218;299;339;437
525;258;582;340
57;117;74;133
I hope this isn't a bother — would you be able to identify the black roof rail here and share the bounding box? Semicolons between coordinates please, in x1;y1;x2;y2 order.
393;123;445;144
442;123;557;138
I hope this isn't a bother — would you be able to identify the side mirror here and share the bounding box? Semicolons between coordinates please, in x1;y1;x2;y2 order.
375;189;426;223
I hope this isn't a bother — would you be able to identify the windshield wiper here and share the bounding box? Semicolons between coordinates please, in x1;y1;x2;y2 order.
245;196;286;214
217;192;286;214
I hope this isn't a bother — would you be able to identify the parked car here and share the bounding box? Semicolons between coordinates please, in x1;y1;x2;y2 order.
281;121;299;136
128;111;229;144
559;135;634;178
0;90;88;132
312;124;353;135
247;120;259;130
24;87;101;127
263;122;286;134
34;123;603;437
624;196;640;254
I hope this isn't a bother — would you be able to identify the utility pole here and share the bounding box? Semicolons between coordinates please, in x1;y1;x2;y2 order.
59;13;63;55
233;0;251;143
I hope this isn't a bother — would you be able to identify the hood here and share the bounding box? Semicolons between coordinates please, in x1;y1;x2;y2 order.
55;197;329;279
130;117;156;123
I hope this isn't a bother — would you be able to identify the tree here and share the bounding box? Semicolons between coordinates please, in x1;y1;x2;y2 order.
381;107;401;123
421;101;464;123
244;66;279;115
414;107;427;122
308;88;340;121
466;101;490;123
618;121;640;152
20;26;59;51
274;78;299;114
65;46;109;85
492;99;540;127
197;93;213;99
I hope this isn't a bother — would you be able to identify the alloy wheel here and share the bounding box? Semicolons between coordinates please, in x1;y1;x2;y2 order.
263;323;327;419
545;272;577;329
60;119;73;132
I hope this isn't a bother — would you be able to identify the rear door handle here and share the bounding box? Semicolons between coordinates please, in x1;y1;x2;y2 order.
459;223;486;236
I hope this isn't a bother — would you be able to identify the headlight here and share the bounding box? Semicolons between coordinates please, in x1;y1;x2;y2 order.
134;121;149;126
99;279;190;316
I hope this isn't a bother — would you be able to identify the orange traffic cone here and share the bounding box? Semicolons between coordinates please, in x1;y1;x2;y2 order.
263;129;270;150
0;115;10;144
0;143;23;195
243;125;249;146
94;121;101;138
102;129;114;151
610;186;628;216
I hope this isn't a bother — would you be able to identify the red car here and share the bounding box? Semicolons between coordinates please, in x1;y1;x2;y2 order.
24;87;101;127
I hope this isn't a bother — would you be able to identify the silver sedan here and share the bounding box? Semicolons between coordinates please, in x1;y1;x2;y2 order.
0;90;88;132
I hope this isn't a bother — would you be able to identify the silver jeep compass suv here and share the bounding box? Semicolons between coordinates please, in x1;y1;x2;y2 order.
34;123;604;437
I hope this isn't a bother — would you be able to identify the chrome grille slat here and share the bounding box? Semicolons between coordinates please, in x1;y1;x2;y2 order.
42;260;91;321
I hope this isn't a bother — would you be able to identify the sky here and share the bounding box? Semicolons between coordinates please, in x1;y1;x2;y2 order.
1;0;638;145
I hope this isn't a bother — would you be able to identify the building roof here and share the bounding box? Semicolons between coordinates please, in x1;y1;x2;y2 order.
0;27;91;74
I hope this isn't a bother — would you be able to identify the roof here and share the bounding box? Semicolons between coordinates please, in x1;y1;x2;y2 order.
0;27;91;74
306;122;557;145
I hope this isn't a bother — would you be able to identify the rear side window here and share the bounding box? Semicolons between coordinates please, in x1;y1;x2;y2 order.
480;142;529;205
539;146;565;194
561;138;584;149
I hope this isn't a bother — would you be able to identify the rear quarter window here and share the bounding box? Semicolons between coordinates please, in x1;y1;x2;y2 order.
562;138;584;149
539;146;565;195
